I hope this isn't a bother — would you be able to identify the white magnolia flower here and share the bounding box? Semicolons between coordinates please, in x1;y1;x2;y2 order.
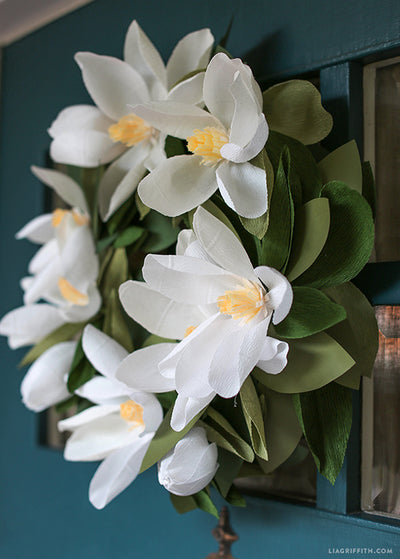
158;427;218;496
0;167;100;348
119;207;292;432
135;52;269;219
59;325;165;509
48;21;214;220
21;341;76;412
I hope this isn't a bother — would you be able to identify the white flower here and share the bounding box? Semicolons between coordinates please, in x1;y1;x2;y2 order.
119;207;292;432
48;21;214;220
135;52;269;219
58;325;165;509
158;427;218;496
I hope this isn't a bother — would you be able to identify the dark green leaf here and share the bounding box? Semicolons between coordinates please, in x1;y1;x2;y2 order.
164;135;187;158
169;493;197;515
214;449;243;498
67;357;96;392
142;211;178;252
100;247;129;301
224;485;246;507
362;161;376;219
114;226;145;248
103;289;133;352
55;395;80;414
135;190;150;220
203;407;254;462
193;490;219;518
156;391;177;410
96;234;118;253
106;196;136;234
239;376;268;460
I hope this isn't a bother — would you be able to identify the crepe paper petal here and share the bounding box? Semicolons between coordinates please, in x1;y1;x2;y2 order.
98;144;150;221
76;377;128;405
31;166;89;214
255;266;293;325
50;130;126;168
89;432;154;509
28;239;57;275
20;277;34;292
123;20;167;97
60;284;101;323
216;160;267;219
143;254;238;305
82;324;128;380
16;214;53;244
23;256;62;305
138;155;218;217
167;72;205;105
158;427;218;496
262;79;333;145
21;341;75;412
176;230;196;255
58;403;120;432
48;105;114;137
75;52;150;121
119;280;210;339
193;206;257;281
170;393;215;433
61;226;99;290
222;116;269;164
166;28;214;89
131;391;164;434
257;337;289;374
115;343;178;393
0;304;64;349
318;140;362;194
143;139;167;172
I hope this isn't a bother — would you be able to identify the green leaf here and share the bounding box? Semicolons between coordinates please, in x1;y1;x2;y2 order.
169;493;197;515
55;394;80;414
193;490;219;518
203;407;254;462
275;286;346;339
142;211;178;252
67;356;96;392
293;383;353;484
285;197;330;282
103;289;134;352
362;161;376;219
263;80;333;145
295;181;374;289
318;140;362;194
140;407;202;473
100;247;129;301
239;376;268;460
142;334;176;348
106;196;136;233
190;199;240;240
164;135;187;157
261;147;294;271
324;282;379;389
156;391;177;410
135;190;150;220
96;234;118;253
114;226;145;248
214;449;243;498
19;322;85;367
224;485;246;507
253;331;355;393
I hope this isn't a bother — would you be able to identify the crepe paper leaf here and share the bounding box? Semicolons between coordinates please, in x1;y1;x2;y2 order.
295;181;374;289
96;234;118;253
169;493;197;515
275;286;346;339
213;449;243;498
188;199;240;240
293;383;353;484
103;289;134;352
142;334;177;348
100;247;129;302
67;355;96;392
324;282;379;389
193;490;219;518
140;407;203;473
114;226;145;248
164;135;187;158
255;387;303;474
263;80;333;145
54;394;80;414
239;376;268;460
142;211;179;252
261;147;294;272
285;197;330;282
362;161;376;219
19;322;85;367
318;140;362;195
203;407;254;462
253;331;355;394
224;485;246;507
266;131;322;203
240;150;274;239
156;391;178;410
135;190;151;220
107;195;136;233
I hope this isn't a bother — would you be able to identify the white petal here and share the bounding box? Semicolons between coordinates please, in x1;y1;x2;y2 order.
193;206;257;280
221;116;269;163
138;155;217;217
48;105;114;137
23;257;62;305
257;337;289;374
21;341;75;412
116;343;178;392
61;225;98;290
28;239;58;275
176;229;196;255
60;284;102;323
89;432;153;509
131;391;164;433
166;28;214;89
76;377;129;405
75;52;150;121
82;324;128;379
58;403;120;432
143;139;167;171
16;214;54;244
170;393;215;432
216;160;267;218
123;20;167;98
167;72;205;105
31;166;89;213
50;130;125;168
98;144;149;221
0;304;64;349
255;266;293;324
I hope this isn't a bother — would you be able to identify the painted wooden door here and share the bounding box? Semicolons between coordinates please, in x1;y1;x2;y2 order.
1;1;400;557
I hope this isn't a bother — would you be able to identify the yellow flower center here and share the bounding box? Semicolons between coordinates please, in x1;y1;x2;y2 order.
187;127;229;166
108;113;153;147
58;278;89;306
184;325;197;337
120;399;145;429
217;280;266;324
52;209;89;228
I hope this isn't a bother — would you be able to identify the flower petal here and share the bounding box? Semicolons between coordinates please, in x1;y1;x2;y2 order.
82;324;128;379
138;155;217;217
76;377;128;405
131;391;163;433
216;160;267;218
257;337;289;374
61;225;98;290
48;105;114;137
170;393;215;432
167;72;205;105
58;403;120;432
50;130;126;167
28;239;57;275
60;284;101;323
255;266;293;324
176;229;196;255
221;116;269;163
31;166;89;213
16;214;54;244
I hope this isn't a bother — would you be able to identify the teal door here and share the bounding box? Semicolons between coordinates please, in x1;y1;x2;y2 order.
1;1;400;557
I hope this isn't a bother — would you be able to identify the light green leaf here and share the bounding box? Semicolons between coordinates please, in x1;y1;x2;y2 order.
253;331;355;393
106;196;136;233
204;407;254;462
193;490;219;518
263;79;333;145
67;356;96;392
224;485;246;507
142;334;176;348
169;493;197;515
135;190;150;220
100;247;129;301
114;226;145;248
103;289;133;352
96;234;118;253
293;383;353;484
285;197;330;282
362;161;376;218
275;286;346;339
142;211;178;252
239;377;268;460
214;449;243;498
318;140;362;194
